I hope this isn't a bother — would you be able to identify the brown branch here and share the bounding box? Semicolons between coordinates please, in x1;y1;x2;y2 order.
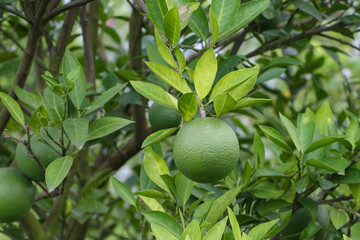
48;6;79;76
245;22;347;58
80;5;96;89
0;0;50;137
42;0;95;23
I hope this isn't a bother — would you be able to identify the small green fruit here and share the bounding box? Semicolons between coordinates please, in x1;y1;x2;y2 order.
0;168;35;223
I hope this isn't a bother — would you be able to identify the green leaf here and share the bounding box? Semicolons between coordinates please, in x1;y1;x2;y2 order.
315;101;334;135
63;118;89;149
135;189;168;199
214;93;236;117
140;164;157;190
332;168;360;184
143;211;182;239
257;68;286;84
13;85;41;110
248;219;279;240
203;217;228;240
142;127;179;148
181;220;201;240
330;208;348;229
143;147;171;193
218;0;270;40
349;184;360;208
305;135;345;153
45;156;73;192
189;191;212;217
211;0;239;35
145;62;191;94
249;181;284;199
346;118;360;151
87;117;133;141
229;73;257;101
233;98;272;109
178;92;197;122
43;87;64;126
130;81;178;111
210;67;259;102
0;92;25;128
140;196;165;212
206;187;242;230
292;0;323;21
306;157;348;175
175;172;194;207
228;208;241;240
253;167;289;178
297;112;315;153
188;6;209;41
174;47;186;72
146;0;168;32
351;222;360;240
254;131;265;168
178;3;200;30
154;29;177;68
259;125;292;154
209;7;219;44
110;176;137;206
29;105;49;136
262;57;302;72
151;224;178;240
194;48;217;100
294;176;309;193
63;50;87;110
279;113;301;152
86;83;127;114
163;7;181;48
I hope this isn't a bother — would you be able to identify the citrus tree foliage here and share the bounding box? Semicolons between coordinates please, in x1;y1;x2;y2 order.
0;0;360;239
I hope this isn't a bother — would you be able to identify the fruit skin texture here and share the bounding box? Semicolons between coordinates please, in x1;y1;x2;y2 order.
0;168;35;223
173;117;240;183
148;103;182;131
16;128;63;181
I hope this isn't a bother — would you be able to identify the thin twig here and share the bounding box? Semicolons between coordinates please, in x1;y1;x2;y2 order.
42;0;95;23
1;30;25;51
316;196;353;205
0;4;30;22
318;33;360;51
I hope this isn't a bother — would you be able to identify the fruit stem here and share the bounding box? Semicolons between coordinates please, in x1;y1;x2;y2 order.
200;104;206;118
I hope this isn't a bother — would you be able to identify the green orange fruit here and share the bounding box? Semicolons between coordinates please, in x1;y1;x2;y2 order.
148;103;182;131
0;168;35;223
173;117;240;183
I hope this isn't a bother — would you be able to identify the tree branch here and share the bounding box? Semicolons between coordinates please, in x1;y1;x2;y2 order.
0;0;51;136
42;0;95;23
80;5;96;89
48;6;79;76
245;22;347;58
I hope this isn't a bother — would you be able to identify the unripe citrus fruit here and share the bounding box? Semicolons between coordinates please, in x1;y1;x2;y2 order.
148;103;182;131
173;117;240;183
0;168;35;223
16;128;63;181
